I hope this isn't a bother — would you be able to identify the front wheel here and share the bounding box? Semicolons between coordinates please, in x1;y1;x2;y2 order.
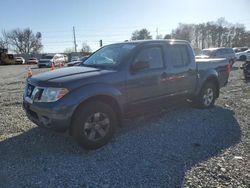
72;101;117;149
194;82;216;109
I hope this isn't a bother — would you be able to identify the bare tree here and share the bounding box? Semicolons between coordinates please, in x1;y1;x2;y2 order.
0;31;9;49
3;28;43;53
156;34;163;39
167;18;250;49
81;43;91;53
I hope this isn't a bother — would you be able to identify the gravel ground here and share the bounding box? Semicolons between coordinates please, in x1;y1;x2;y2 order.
0;63;249;188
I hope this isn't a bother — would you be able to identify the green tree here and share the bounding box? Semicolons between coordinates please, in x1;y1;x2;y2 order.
131;29;152;40
171;23;194;42
164;34;172;39
64;48;75;54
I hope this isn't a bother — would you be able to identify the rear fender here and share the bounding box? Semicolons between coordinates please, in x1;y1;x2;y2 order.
195;70;220;98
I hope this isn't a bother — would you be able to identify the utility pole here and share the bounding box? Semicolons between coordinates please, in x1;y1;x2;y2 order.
156;27;159;39
73;26;77;52
99;40;103;48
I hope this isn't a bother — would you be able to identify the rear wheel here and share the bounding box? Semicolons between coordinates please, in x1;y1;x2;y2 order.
194;82;216;109
72;101;117;149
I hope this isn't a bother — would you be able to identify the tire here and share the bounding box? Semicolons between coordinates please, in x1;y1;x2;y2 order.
72;101;117;149
194;82;216;109
239;55;246;61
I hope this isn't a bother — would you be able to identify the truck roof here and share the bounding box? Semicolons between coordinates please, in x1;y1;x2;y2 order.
113;39;190;46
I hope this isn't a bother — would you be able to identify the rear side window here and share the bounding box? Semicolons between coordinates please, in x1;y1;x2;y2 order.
219;48;233;55
216;49;223;56
226;48;234;54
169;45;190;67
134;46;164;70
223;49;228;54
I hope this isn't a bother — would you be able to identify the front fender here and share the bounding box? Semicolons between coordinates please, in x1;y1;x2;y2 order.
59;83;124;115
76;83;123;102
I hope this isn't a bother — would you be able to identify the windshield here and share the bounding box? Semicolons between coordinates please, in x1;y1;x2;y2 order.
199;50;215;57
82;43;136;68
80;56;88;62
42;55;53;59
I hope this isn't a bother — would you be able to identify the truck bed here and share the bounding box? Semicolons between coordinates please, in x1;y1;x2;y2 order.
196;58;229;69
196;58;229;88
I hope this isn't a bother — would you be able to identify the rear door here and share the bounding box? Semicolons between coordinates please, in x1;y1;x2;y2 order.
163;43;197;95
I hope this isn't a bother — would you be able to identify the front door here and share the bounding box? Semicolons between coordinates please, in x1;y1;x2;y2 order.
126;45;166;105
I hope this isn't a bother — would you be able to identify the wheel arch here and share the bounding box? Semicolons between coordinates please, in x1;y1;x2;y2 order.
202;76;220;98
70;94;123;134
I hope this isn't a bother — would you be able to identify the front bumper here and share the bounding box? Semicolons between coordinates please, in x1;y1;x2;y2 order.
15;60;23;64
23;97;72;132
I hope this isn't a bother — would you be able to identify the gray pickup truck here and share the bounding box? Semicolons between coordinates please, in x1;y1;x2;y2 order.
23;40;230;149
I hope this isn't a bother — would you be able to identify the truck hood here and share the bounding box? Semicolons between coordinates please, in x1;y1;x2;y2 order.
30;66;104;83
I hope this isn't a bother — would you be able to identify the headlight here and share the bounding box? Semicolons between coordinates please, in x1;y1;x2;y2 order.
39;87;69;102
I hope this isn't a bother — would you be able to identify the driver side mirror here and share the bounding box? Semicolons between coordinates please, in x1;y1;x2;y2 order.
131;60;150;73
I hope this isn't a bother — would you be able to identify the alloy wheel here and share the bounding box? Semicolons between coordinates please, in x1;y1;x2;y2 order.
83;112;110;141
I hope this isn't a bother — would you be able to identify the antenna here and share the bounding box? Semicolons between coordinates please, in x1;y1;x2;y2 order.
156;27;159;39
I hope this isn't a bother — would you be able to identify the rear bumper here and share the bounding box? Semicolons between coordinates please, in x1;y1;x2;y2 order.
23;99;72;132
15;61;23;64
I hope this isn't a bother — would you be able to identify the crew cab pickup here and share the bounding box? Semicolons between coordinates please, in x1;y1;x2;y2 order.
23;40;230;149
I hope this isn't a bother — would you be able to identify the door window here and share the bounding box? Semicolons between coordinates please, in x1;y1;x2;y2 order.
169;45;190;67
133;46;164;71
